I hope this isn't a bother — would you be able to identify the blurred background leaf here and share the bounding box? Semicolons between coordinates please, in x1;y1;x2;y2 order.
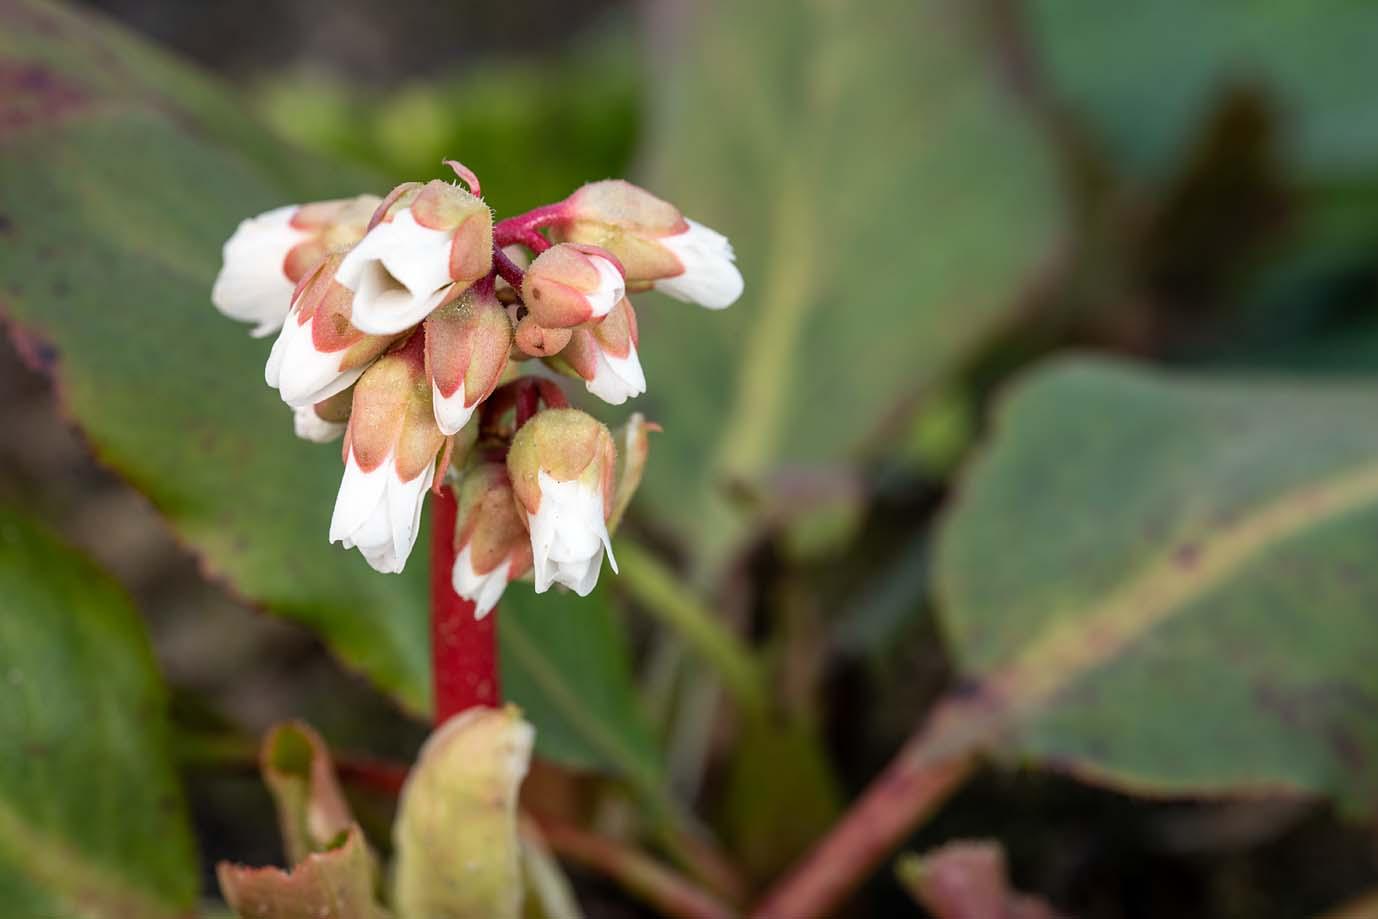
0;506;196;917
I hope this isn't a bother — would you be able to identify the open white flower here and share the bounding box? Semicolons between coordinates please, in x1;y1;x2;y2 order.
655;218;743;310
449;462;532;617
328;341;444;574
335;180;493;336
212;195;380;337
211;205;309;337
557;298;646;405
507;408;618;597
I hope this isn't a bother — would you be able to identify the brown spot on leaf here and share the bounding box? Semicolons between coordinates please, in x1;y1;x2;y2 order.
0;63;89;137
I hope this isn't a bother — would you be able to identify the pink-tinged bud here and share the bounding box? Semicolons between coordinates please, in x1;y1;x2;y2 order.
293;387;353;444
513;316;573;358
553;297;646;405
329;342;445;573
450;462;533;618
520;243;625;328
424;285;513;436
212;195;380;337
552;179;743;310
265;253;399;408
335;180;494;336
506;408;618;596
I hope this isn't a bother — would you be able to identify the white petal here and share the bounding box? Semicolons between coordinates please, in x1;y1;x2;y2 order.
293;405;346;443
451;545;511;618
388;466;432;569
335;209;455;335
585;342;646;406
432;379;476;437
330;451;390;546
585;255;626;320
654;218;743;310
212;204;309;337
330;451;430;574
270;313;366;408
528;470;613;595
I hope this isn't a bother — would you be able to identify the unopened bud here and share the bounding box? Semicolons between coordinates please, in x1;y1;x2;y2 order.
336;180;494;336
425;285;513;436
506;408;617;596
520;243;625;328
265;253;400;408
451;462;533;618
550;297;645;405
552;179;743;310
329;340;445;573
513;315;573;358
213;195;379;337
609;413;655;531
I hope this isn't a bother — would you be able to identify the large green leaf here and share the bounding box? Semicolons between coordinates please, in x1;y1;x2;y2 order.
1028;0;1378;183
635;0;1065;565
935;358;1378;808
0;0;659;785
0;506;197;917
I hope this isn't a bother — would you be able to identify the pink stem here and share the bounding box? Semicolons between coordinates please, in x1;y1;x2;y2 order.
430;485;499;724
494;202;567;253
493;244;527;289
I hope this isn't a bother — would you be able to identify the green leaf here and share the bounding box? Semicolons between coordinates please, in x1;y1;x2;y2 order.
1029;0;1378;182
0;0;431;712
500;583;663;796
0;506;197;917
636;0;1064;565
393;707;532;919
935;358;1378;809
0;2;656;782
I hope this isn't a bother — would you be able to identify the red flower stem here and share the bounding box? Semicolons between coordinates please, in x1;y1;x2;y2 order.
492;244;527;289
494;202;565;252
430;485;499;724
749;697;983;918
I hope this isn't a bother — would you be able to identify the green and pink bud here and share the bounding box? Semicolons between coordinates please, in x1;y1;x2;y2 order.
550;179;743;310
424;284;513;436
265;253;399;408
329;340;445;574
212;194;379;337
450;462;532;618
335;180;494;336
506;408;617;596
520;243;625;328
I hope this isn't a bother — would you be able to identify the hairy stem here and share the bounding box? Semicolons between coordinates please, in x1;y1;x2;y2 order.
494;202;565;252
616;541;769;721
430;486;499;723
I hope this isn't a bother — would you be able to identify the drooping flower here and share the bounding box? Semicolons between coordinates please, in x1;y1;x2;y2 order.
506;408;617;596
212;195;379;337
335;180;494;336
265;253;398;408
329;339;445;573
450;462;532;618
292;388;353;444
424;283;513;436
520;243;625;328
551;297;646;405
551;179;743;310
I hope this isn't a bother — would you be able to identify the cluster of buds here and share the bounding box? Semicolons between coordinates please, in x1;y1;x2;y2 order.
212;164;739;608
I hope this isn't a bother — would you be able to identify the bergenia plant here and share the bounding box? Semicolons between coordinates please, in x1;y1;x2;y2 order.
212;162;740;716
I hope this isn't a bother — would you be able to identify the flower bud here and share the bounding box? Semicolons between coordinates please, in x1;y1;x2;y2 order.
520;243;625;328
329;341;445;573
550;297;645;405
265;253;398;408
213;195;379;337
609;412;655;531
335;180;494;336
450;462;533;618
293;387;353;444
552;180;743;310
513;315;573;358
424;285;513;436
506;408;618;596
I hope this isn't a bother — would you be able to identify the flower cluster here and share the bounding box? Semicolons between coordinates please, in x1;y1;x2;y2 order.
212;164;740;611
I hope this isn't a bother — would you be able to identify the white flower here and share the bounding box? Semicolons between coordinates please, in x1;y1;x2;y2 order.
335;209;457;336
211;204;308;337
293;404;346;443
451;545;511;619
655;218;744;310
585;253;625;321
329;450;431;574
585;338;645;405
265;306;369;408
528;470;617;596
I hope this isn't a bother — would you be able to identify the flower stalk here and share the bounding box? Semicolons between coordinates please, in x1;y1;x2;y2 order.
430;485;499;723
